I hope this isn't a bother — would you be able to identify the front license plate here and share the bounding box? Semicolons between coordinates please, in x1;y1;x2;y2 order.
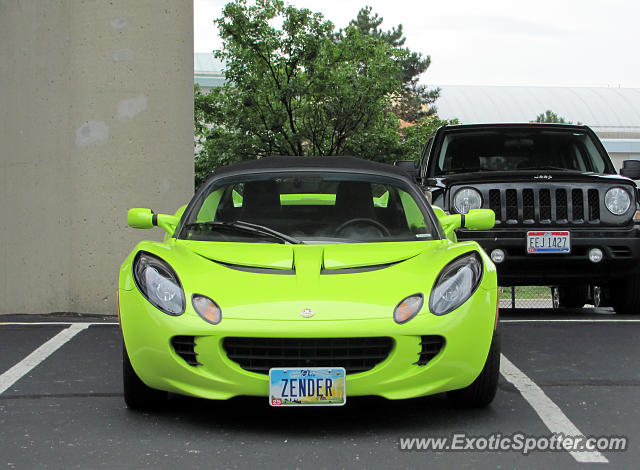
269;367;346;407
527;231;570;254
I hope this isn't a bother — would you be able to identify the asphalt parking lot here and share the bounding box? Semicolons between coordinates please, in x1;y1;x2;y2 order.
1;310;638;469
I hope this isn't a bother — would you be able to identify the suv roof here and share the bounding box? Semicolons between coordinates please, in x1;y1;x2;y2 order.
438;123;590;132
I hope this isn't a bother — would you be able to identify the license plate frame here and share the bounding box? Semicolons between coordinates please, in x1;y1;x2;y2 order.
269;367;346;407
526;231;571;254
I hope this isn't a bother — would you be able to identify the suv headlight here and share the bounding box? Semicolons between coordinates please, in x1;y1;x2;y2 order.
604;187;631;215
133;251;185;315
453;188;482;214
429;253;483;315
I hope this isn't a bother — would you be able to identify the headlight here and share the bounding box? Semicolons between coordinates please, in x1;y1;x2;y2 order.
133;251;185;315
453;188;482;214
605;187;631;215
393;294;424;324
429;253;483;315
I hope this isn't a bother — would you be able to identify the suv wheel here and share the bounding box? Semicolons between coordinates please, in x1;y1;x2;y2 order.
553;285;588;308
447;330;500;408
612;275;640;314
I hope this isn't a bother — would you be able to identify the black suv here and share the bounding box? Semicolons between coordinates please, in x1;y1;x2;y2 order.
415;123;640;313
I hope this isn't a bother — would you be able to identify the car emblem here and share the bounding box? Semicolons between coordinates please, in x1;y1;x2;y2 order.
300;308;315;318
533;175;553;180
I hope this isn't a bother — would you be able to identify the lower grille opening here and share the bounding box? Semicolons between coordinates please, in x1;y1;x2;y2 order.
610;246;632;258
415;336;445;366
222;337;393;375
171;336;201;366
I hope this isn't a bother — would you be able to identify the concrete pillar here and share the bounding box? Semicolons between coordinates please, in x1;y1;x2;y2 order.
0;1;194;314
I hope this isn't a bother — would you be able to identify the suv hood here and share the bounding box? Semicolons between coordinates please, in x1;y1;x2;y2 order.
431;170;633;187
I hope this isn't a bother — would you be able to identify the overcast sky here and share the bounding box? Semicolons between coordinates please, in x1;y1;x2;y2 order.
194;0;640;88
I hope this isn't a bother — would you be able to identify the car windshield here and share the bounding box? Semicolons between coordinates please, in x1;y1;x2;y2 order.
435;129;610;175
179;172;437;244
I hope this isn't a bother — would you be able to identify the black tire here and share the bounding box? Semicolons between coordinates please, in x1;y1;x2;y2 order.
447;330;501;408
123;342;167;410
555;285;588;308
612;275;640;314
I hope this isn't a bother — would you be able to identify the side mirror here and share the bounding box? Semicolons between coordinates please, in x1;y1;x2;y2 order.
620;160;640;180
465;209;495;230
395;160;419;181
127;208;179;235
437;209;495;238
127;208;154;229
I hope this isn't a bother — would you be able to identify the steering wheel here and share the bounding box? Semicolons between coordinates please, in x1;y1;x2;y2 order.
334;218;391;237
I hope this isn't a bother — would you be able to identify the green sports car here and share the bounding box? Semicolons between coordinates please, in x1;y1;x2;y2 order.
118;156;499;410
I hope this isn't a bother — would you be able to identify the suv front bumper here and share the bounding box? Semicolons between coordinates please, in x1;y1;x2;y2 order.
458;226;640;285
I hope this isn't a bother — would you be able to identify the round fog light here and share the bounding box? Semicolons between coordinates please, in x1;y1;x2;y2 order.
490;249;505;264
588;248;603;263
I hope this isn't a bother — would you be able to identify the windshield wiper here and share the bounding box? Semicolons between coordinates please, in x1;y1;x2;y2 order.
184;221;304;245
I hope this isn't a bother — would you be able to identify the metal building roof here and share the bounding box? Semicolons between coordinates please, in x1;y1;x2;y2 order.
433;85;640;135
192;54;640;142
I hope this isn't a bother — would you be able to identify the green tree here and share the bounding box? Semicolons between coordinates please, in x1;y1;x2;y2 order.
348;6;439;122
533;110;575;124
399;115;459;160
194;0;449;185
194;0;407;185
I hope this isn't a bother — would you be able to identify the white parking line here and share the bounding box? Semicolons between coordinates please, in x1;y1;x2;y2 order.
500;354;608;464
0;323;90;394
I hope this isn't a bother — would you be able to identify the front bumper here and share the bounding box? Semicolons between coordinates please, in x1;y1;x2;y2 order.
458;226;640;285
119;287;497;401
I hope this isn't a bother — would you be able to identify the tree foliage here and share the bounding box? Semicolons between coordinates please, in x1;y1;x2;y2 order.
348;6;440;122
194;0;446;185
533;110;575;124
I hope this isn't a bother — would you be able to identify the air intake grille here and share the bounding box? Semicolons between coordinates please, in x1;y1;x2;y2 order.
505;189;518;221
556;189;568;220
572;189;584;222
171;336;200;366
415;336;445;366
222;337;393;375
523;189;534;220
588;189;600;220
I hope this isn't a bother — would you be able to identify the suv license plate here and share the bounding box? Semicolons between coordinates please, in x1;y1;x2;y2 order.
527;231;570;254
269;367;346;407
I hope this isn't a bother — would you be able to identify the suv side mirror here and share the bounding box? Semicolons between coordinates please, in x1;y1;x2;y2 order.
620;160;640;180
395;160;419;181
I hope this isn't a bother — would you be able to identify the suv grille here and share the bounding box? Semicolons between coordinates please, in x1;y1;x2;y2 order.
462;185;612;225
222;337;393;375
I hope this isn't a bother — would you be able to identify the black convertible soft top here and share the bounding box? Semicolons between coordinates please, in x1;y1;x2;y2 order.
211;156;411;179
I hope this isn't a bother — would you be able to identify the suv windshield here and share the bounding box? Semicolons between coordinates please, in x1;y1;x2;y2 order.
435;129;610;175
179;173;437;244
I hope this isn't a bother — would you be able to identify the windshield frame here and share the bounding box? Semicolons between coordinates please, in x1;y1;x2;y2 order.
176;168;444;243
